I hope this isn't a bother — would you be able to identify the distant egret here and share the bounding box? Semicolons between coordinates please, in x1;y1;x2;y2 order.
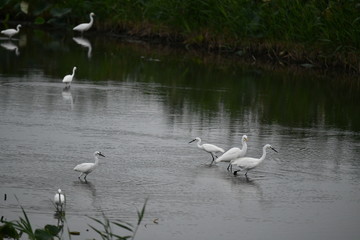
54;189;65;212
215;135;248;171
62;66;77;87
232;144;278;177
73;13;95;34
1;24;21;39
189;137;224;165
74;151;105;181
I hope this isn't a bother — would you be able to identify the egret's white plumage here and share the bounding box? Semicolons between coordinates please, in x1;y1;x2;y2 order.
74;151;105;181
231;144;278;177
1;24;21;39
215;135;248;171
62;66;77;86
54;189;65;211
1;42;19;55
73;13;95;34
189;137;224;164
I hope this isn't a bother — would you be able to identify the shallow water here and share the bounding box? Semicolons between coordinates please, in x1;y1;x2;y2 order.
0;29;360;240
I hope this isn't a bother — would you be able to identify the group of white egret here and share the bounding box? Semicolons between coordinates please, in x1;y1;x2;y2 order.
189;135;278;178
1;12;95;58
1;12;103;211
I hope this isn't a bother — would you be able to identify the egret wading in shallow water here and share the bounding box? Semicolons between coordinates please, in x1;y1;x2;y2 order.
54;189;65;212
62;66;77;88
189;137;224;165
215;135;248;171
1;24;21;39
232;144;278;178
74;151;105;182
73;13;95;35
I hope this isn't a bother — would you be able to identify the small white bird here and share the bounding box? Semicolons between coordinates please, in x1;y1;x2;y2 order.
54;189;65;212
62;66;77;87
74;151;105;181
231;144;278;178
73;12;95;34
1;24;21;39
189;137;224;165
215;135;248;171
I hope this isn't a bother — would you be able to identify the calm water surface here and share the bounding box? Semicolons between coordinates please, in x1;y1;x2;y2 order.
1;29;360;240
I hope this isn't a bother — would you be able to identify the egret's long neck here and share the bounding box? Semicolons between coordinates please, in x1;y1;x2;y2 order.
94;155;99;166
89;15;94;25
72;68;76;77
197;139;203;149
258;145;268;163
242;140;247;152
16;26;20;32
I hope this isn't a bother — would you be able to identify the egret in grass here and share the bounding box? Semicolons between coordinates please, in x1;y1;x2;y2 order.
73;13;95;35
74;151;105;182
62;66;77;88
1;24;21;39
232;144;278;178
215;135;248;171
189;137;224;165
54;189;65;212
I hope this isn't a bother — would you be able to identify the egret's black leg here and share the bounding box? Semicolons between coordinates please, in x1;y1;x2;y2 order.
209;153;215;165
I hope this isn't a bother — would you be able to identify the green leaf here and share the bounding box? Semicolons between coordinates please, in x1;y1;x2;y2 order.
44;225;62;236
34;17;45;25
0;222;20;239
34;229;53;240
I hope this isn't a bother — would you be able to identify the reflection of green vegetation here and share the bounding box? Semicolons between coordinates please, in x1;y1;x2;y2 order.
0;30;359;132
1;1;359;71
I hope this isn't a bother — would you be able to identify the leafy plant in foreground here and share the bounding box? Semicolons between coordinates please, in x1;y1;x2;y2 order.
88;199;148;240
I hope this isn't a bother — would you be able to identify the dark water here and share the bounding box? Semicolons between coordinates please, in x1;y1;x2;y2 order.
1;29;360;240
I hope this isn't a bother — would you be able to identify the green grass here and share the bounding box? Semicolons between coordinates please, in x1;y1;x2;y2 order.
1;0;359;71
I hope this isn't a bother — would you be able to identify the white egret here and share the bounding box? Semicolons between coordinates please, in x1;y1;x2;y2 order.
1;24;21;39
74;151;105;181
62;66;77;87
189;137;224;164
215;135;248;171
73;13;95;34
231;144;278;177
54;189;65;212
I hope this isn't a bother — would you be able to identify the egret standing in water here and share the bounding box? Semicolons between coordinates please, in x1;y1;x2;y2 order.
189;137;224;165
62;66;77;88
215;135;248;171
73;13;95;35
74;151;105;182
1;24;21;39
231;144;278;178
54;189;65;212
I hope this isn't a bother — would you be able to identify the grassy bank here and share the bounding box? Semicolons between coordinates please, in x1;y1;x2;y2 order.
1;0;359;73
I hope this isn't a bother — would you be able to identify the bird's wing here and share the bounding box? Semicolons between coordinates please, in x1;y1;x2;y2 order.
73;23;89;31
203;144;224;153
215;147;241;162
232;157;258;169
62;75;71;82
74;163;93;172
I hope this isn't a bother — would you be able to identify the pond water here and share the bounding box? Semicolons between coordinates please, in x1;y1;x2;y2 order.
0;28;360;240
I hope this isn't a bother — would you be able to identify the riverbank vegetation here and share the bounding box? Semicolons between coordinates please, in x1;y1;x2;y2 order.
1;0;359;73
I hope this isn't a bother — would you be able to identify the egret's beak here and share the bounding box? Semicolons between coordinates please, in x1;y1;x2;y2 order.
99;153;105;157
189;139;196;143
270;147;278;153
